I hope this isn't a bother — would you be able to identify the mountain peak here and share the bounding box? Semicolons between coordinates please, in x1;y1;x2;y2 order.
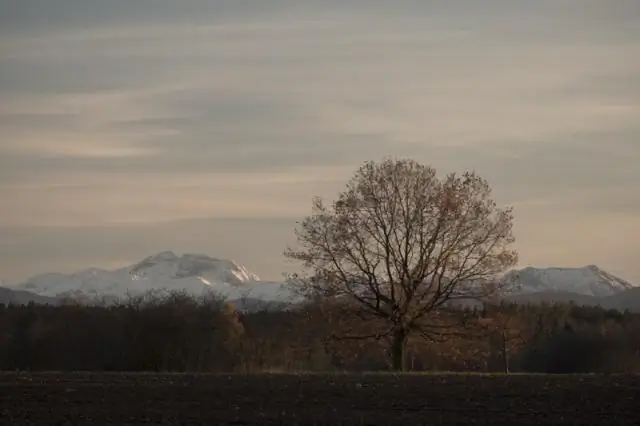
173;253;260;284
127;251;261;285
129;251;179;275
149;250;180;262
11;251;263;299
505;265;635;297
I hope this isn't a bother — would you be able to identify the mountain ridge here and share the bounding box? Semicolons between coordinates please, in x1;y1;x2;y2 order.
5;252;637;308
504;265;634;297
8;251;295;305
0;286;59;306
504;287;640;313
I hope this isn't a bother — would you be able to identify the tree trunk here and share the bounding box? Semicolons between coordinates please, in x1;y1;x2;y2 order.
391;328;407;372
501;330;510;375
503;352;510;376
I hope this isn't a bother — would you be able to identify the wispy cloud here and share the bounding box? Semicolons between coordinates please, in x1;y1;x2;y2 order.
1;0;639;282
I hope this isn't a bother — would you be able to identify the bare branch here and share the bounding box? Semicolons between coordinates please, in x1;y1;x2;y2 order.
284;158;518;370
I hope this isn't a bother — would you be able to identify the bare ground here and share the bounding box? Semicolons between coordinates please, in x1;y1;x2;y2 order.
1;372;638;425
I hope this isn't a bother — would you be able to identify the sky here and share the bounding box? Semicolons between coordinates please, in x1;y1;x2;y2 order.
1;0;639;284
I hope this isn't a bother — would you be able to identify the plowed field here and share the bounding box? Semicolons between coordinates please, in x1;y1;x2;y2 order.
1;372;638;425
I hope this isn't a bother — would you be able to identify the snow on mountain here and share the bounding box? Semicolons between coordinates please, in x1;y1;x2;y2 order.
10;251;298;304
504;265;635;298
129;251;260;285
10;252;635;307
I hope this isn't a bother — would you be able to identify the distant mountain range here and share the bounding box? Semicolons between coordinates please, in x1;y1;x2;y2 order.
2;251;298;309
1;251;638;312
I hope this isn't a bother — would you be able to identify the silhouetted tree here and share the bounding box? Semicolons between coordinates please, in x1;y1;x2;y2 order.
285;158;518;370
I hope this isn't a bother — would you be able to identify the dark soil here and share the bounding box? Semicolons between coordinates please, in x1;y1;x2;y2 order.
1;372;638;425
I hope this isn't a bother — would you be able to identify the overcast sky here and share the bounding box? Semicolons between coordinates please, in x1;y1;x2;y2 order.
1;0;639;283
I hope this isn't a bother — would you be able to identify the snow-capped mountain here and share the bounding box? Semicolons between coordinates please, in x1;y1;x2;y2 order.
129;251;260;285
504;265;635;298
10;251;298;304
9;253;636;309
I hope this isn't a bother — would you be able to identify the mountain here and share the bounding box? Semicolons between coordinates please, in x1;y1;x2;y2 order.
504;265;635;298
9;251;298;305
601;287;640;312
506;290;597;306
0;286;59;306
8;254;637;312
505;287;640;313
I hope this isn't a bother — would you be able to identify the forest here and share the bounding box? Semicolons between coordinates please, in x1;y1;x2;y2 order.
1;291;639;374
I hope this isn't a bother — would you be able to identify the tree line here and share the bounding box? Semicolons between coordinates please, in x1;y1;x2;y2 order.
0;293;638;373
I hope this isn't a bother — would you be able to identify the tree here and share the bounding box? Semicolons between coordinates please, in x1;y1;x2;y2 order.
479;303;525;375
285;158;517;371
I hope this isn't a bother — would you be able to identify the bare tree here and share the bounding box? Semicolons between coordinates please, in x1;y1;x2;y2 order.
285;158;518;371
478;302;525;375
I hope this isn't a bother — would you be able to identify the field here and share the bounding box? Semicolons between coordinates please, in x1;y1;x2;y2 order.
1;372;638;425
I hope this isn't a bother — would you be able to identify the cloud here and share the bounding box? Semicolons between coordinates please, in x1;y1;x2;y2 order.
0;0;639;282
0;217;300;282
